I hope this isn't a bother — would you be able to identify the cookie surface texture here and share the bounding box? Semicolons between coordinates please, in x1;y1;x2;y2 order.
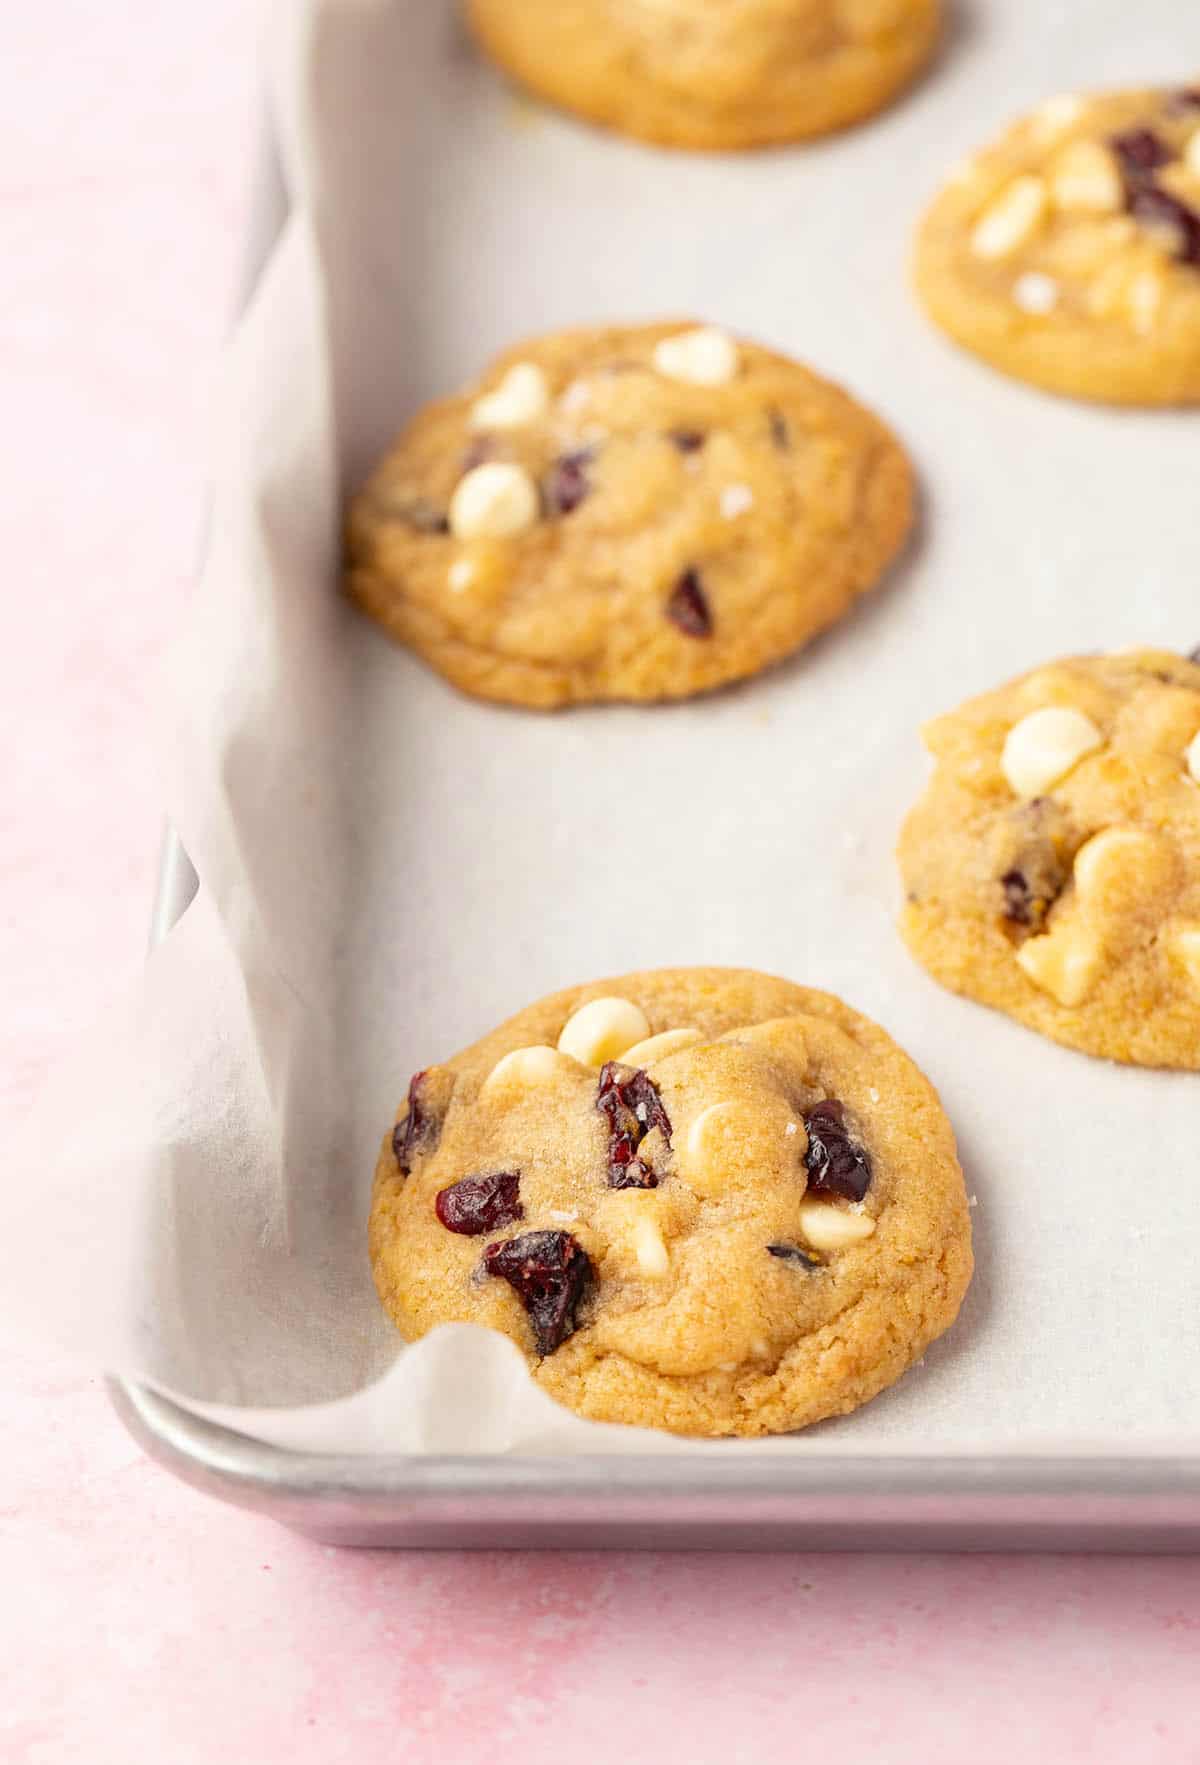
898;649;1200;1067
914;86;1200;403
347;323;915;708
369;967;973;1437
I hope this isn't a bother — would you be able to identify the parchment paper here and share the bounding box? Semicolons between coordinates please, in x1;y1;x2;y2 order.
6;0;1200;1456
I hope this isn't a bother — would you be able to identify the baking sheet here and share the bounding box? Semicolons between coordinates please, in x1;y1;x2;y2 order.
6;0;1200;1458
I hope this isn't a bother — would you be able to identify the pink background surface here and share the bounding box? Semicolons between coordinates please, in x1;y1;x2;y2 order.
3;7;1199;1761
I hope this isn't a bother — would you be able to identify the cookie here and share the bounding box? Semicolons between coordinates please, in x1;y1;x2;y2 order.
467;0;941;152
898;649;1200;1068
914;85;1200;404
346;323;915;708
369;967;972;1438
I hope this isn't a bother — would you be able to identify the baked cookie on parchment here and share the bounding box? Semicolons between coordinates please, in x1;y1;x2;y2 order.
898;648;1200;1067
369;967;973;1438
346;322;915;708
466;0;942;151
914;85;1200;403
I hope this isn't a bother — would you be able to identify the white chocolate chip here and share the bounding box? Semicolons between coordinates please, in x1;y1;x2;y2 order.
449;462;539;541
448;557;475;593
785;1121;799;1137
547;1208;580;1224
684;1095;807;1199
970;175;1049;259
468;362;549;430
797;1199;876;1251
1050;141;1123;215
632;1215;670;1279
482;1045;573;1095
1001;707;1104;797
619;1027;703;1067
1016;926;1102;1007
720;483;754;520
686;1100;735;1156
556;997;651;1067
1187;728;1200;784
1072;826;1161;897
1032;93;1086;139
652;326;739;387
683;1101;744;1199
1013;271;1060;315
1186;130;1200;179
1171;925;1200;985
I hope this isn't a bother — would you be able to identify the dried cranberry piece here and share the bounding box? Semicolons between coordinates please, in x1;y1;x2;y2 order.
767;1243;821;1271
803;1100;872;1203
666;569;713;639
608;1143;656;1189
483;1230;592;1355
596;1062;672;1189
992;798;1070;936
436;1171;523;1235
1109;126;1174;180
547;450;592;515
392;1070;444;1174
1166;89;1200;115
670;429;706;453
1128;184;1200;265
1001;852;1064;931
1000;868;1037;926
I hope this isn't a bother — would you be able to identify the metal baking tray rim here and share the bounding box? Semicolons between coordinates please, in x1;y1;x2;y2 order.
109;1331;1200;1551
105;81;1200;1552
